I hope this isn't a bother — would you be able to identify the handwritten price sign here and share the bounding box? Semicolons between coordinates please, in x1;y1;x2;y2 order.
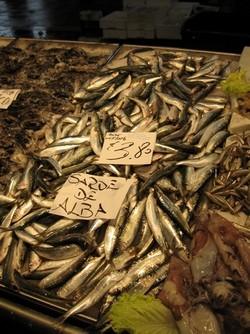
0;89;21;109
50;173;134;220
98;132;156;165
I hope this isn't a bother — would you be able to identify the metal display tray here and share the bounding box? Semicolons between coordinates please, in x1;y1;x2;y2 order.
0;37;121;332
0;283;95;332
0;37;121;74
105;43;240;69
0;37;241;332
11;37;120;58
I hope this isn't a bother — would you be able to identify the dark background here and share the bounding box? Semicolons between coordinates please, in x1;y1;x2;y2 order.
0;1;250;59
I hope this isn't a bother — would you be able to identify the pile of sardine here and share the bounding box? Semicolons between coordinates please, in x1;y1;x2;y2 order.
0;46;249;333
205;132;250;217
0;41;108;192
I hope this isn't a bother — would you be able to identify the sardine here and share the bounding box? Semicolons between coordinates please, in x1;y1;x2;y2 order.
145;188;168;252
154;186;191;237
109;247;166;295
176;152;219;168
33;243;83;260
197;116;230;148
39;250;89;289
118;197;147;251
56;270;126;325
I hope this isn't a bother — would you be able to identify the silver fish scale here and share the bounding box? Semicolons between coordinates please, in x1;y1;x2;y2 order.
0;45;244;329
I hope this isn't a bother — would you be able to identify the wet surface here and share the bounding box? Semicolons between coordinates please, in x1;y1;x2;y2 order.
0;0;84;40
0;1;249;54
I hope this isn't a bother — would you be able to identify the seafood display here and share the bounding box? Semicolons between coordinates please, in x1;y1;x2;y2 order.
0;39;249;333
159;211;250;334
0;39;118;192
205;132;250;219
232;92;250;119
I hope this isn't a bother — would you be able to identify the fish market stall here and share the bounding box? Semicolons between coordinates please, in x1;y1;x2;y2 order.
0;38;249;334
0;38;120;192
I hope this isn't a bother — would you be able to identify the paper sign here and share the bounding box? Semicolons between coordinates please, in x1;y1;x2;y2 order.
0;89;21;109
50;173;134;220
98;132;156;165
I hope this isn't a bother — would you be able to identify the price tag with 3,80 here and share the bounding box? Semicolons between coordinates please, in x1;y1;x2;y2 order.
50;173;134;220
0;89;21;109
98;132;156;165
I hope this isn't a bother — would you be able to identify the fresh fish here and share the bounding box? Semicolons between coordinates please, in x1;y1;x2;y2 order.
26;250;44;273
176;152;219;168
32;243;84;260
14;229;41;245
0;204;18;241
13;270;67;303
16;158;36;195
90;126;103;156
3;207;49;231
108;74;132;100
58;144;93;168
39;144;80;158
157;206;188;262
138;165;177;196
39;250;89;289
204;130;229;154
56;270;126;325
155;90;185;110
4;171;22;198
0;45;244;334
154;186;191;237
197;116;230;148
1;236;16;287
37;217;80;242
194;107;223;133
108;247;166;295
56;254;105;298
145;188;168;252
118;197;147;251
12;196;35;222
85;71;120;91
104;201;129;260
47;136;90;147
128;96;151;118
111;246;138;271
0;231;13;264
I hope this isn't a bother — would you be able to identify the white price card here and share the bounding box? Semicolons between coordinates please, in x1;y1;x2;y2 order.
0;89;21;109
98;132;156;165
50;173;134;220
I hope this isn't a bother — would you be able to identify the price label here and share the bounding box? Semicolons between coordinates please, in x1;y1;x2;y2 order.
98;132;156;165
0;89;21;109
50;173;134;220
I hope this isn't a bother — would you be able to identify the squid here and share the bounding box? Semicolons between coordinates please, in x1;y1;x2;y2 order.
158;210;250;333
158;255;222;333
206;212;250;294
